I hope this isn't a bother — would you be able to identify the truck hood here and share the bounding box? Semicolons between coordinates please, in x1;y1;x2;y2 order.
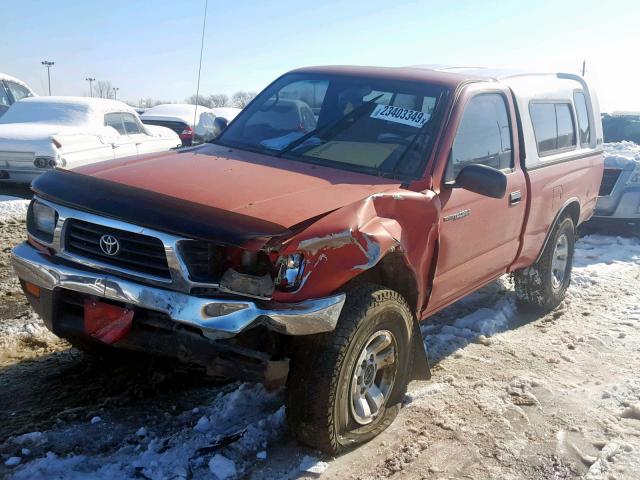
33;144;401;246
71;143;401;229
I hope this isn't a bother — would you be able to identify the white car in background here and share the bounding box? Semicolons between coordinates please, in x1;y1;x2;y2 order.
141;104;241;146
0;96;181;184
0;72;36;117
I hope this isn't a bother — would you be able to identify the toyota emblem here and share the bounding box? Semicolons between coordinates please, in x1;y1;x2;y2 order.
99;234;120;256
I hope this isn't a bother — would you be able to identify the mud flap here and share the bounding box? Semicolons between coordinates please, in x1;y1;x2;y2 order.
84;299;133;344
411;319;431;380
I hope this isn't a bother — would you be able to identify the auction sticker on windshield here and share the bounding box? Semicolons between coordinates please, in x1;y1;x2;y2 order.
370;104;431;128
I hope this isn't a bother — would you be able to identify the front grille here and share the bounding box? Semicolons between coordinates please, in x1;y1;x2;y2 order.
179;240;224;283
65;219;171;279
599;168;622;196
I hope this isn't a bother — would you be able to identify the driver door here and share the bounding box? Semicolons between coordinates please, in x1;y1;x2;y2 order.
427;88;527;313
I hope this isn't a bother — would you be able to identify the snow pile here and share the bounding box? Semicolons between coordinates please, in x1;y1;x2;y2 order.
6;383;285;479
570;234;640;301
422;281;516;363
0;312;57;354
141;104;214;125
603;141;640;169
585;441;638;480
208;454;236;479
299;455;330;474
0;195;29;224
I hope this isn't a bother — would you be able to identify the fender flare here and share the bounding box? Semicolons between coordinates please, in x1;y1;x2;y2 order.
534;198;581;263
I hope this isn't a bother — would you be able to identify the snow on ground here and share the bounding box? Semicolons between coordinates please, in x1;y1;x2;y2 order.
3;232;638;479
0;311;57;354
1;190;639;478
0;196;29;224
4;383;285;480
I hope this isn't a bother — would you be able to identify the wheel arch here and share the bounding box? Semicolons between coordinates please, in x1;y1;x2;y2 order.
535;198;580;263
343;250;431;380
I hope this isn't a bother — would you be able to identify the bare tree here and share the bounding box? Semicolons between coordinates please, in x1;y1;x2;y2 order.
209;93;229;107
138;97;165;108
231;91;257;108
186;94;212;108
94;80;114;99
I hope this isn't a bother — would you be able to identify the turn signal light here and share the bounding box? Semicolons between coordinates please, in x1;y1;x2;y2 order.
24;282;41;298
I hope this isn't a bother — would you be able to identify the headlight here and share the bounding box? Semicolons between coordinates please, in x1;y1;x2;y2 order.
31;201;58;236
275;253;305;291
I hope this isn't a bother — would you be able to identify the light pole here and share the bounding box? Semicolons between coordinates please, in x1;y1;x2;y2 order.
113;87;119;100
41;60;55;95
85;77;95;97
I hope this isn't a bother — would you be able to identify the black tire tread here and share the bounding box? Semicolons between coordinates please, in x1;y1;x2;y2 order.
285;284;414;454
513;216;575;311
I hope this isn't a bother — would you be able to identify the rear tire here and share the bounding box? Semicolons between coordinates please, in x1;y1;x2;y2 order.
513;216;576;311
285;285;415;454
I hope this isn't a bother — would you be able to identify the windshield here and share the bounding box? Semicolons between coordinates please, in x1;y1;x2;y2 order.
216;73;448;178
0;101;91;125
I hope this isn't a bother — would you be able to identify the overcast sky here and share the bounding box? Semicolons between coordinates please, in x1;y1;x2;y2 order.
2;0;638;112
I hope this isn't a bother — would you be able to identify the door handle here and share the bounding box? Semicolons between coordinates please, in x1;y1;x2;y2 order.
509;190;522;205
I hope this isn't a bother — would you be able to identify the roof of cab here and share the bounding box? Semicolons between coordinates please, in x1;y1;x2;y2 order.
290;65;587;89
288;65;491;88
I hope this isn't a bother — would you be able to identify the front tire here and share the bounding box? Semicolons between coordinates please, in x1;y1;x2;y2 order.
513;216;576;311
285;285;415;454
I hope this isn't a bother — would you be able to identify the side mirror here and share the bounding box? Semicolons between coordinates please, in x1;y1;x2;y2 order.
213;116;229;138
454;164;507;199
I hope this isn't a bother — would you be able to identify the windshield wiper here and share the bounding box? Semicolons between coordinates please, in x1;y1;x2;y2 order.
277;94;384;157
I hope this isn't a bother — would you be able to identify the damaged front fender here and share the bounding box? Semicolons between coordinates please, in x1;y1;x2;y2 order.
271;189;441;316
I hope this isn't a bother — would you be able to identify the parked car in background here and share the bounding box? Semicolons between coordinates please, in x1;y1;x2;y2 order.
583;113;640;232
590;140;640;231
602;112;640;144
12;66;602;454
140;104;240;146
0;72;36;117
0;96;180;184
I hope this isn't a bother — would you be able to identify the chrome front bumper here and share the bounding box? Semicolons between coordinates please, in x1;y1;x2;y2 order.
11;242;345;340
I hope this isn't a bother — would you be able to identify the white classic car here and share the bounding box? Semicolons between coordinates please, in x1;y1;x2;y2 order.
0;96;181;184
0;72;36;118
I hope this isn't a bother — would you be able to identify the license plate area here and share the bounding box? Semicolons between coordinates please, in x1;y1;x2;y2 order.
83;298;134;344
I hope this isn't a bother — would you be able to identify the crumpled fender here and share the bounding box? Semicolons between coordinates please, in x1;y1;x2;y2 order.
271;189;441;316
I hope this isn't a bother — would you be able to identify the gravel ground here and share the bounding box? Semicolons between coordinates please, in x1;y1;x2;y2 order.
0;198;639;479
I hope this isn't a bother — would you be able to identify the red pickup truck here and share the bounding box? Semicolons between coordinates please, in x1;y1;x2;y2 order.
12;66;603;453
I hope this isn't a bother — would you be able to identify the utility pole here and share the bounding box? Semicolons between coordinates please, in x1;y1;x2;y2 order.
581;60;586;76
41;60;55;95
113;87;119;100
85;77;95;97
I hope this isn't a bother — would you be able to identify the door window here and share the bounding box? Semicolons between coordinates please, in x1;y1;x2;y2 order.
105;113;126;134
6;81;32;102
121;113;143;134
448;93;512;181
0;83;11;116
